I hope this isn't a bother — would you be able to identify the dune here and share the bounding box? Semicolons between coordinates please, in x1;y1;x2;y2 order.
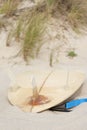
0;0;87;129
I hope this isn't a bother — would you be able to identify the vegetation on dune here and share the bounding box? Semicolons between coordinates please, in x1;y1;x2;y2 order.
0;0;87;64
45;0;87;28
0;0;20;17
6;10;46;62
0;0;87;28
65;0;87;28
14;17;23;42
0;0;87;26
0;19;6;29
23;12;46;61
67;50;77;58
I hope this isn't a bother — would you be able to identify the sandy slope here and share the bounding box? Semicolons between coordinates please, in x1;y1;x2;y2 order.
0;0;87;70
0;0;87;130
0;24;87;130
0;28;87;69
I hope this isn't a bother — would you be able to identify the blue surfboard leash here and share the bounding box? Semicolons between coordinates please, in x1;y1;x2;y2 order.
50;98;87;112
65;98;87;109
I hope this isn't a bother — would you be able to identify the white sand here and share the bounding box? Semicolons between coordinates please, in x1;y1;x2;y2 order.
0;68;87;130
0;30;87;130
0;0;87;129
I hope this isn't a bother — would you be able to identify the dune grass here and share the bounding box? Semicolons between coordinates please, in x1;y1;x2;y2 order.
23;12;46;61
45;0;87;29
66;0;87;28
14;18;23;42
0;0;19;17
0;19;5;29
46;0;57;8
0;0;87;63
6;30;14;46
49;50;54;67
45;0;61;14
5;6;46;62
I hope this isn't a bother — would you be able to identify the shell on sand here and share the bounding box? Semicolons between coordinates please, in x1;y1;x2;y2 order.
8;70;85;113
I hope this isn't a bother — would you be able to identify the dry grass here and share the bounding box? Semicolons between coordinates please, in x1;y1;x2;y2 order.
45;0;87;29
0;0;87;63
49;49;54;67
0;0;20;17
23;12;46;61
0;19;5;29
6;30;13;46
5;5;46;61
14;18;23;42
65;0;87;28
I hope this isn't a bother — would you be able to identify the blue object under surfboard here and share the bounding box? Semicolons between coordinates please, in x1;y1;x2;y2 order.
65;98;87;109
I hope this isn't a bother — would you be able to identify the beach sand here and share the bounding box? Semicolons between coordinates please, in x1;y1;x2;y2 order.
0;0;87;129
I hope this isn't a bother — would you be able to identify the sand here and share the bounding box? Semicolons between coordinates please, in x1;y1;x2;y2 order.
0;68;87;130
0;0;87;129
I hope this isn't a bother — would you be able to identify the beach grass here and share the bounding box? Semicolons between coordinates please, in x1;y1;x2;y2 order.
0;0;87;64
66;0;87;28
0;0;19;17
14;18;23;42
23;12;46;62
45;0;87;29
0;19;5;29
